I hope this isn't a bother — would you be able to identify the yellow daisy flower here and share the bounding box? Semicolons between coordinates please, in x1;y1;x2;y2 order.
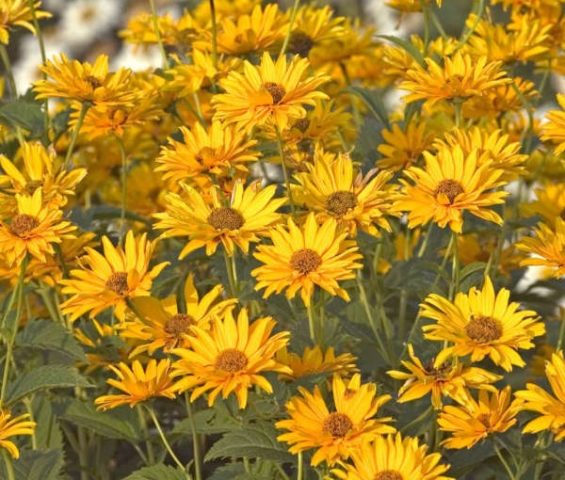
154;180;285;258
212;52;329;132
0;0;50;44
0;410;36;459
522;183;565;226
155;121;259;187
438;387;518;449
0;189;76;266
517;219;565;277
400;52;511;109
34;54;136;109
171;308;291;409
393;144;508;233
251;213;363;307
421;277;545;371
95;359;177;410
388;344;502;409
332;433;453;480
387;0;442;12
514;350;565;441
541;94;565;154
291;151;397;237
60;231;169;321
0;142;86;208
276;374;394;466
121;274;237;357
276;345;358;381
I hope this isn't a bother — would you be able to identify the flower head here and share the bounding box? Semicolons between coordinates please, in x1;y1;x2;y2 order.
517;219;565;277
0;0;50;44
0;410;35;459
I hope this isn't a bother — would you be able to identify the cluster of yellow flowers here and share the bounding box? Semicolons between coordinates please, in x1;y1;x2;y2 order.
0;0;565;478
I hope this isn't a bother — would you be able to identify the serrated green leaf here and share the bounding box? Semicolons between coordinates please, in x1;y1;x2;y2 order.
33;396;64;450
61;400;141;442
6;366;93;406
377;35;426;67
346;86;390;128
0;100;44;137
205;422;293;463
16;320;86;361
7;449;64;480
123;464;188;480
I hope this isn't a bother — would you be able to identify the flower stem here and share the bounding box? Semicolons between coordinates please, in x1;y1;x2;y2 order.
136;406;155;464
0;45;17;98
279;0;301;57
306;302;317;345
296;451;303;480
148;0;169;68
146;407;190;478
494;442;517;480
2;451;15;480
275;127;296;215
116;136;128;245
64;102;89;169
223;248;237;297
185;396;202;480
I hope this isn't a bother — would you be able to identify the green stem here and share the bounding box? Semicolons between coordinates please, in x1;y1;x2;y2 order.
0;255;29;407
77;427;89;480
448;231;460;301
146;407;190;478
136;406;156;464
186;397;202;480
64;102;89;169
23;397;37;449
557;308;565;351
0;45;17;98
306;302;317;345
148;0;169;68
2;451;15;480
494;442;517;480
209;0;218;68
279;0;301;57
417;224;433;257
223;248;237;297
116;136;128;245
296;451;303;480
275;127;296;215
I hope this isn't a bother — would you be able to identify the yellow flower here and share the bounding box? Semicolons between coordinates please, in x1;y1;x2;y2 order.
438;387;518;449
60;231;169;321
34;54;136;109
121;274;236;357
0;0;50;44
95;359;177;410
421;277;545;371
276;374;394;466
212;52;329;132
387;0;442;12
541;94;565;154
154;180;285;258
517;219;565;277
393;144;508;233
0;142;86;208
434;127;527;180
332;433;453;480
514;351;565;441
252;213;363;307
155;121;259;187
388;344;502;409
0;410;36;459
400;52;511;109
291;151;397;237
119;11;198;47
523;183;565;226
276;345;358;381
377;120;436;171
0;189;75;265
171;308;290;409
195;4;287;55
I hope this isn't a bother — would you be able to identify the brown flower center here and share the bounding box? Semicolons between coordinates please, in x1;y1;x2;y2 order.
264;82;286;104
326;191;357;217
465;315;502;343
374;471;403;480
86;75;102;88
322;412;353;438
293;118;310;132
290;248;322;275
289;31;315;57
424;360;452;380
477;413;491;428
9;214;39;236
215;348;248;373
434;179;464;204
164;313;194;337
105;272;129;296
207;207;244;231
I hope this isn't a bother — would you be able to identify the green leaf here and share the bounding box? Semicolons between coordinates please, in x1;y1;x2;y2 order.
61;400;141;442
8;449;64;480
32;397;64;450
5;366;93;406
205;421;293;463
123;464;187;480
0;100;44;137
16;319;86;361
377;35;426;67
346;86;390;128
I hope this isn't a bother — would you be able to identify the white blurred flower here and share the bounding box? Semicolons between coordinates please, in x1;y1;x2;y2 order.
111;44;162;71
364;0;421;36
60;0;124;50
